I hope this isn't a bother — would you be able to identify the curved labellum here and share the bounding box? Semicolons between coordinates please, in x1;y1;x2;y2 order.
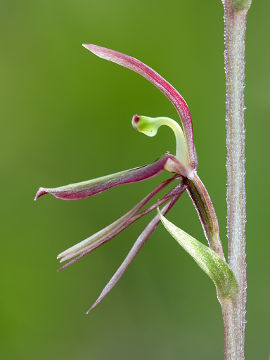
132;115;193;178
83;44;197;170
35;154;172;201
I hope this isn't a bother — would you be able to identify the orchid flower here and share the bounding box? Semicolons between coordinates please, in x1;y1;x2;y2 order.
35;45;237;313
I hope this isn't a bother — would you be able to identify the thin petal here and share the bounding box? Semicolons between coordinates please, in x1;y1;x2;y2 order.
58;176;176;264
58;178;187;270
86;191;184;314
35;153;171;201
83;44;197;169
135;180;187;219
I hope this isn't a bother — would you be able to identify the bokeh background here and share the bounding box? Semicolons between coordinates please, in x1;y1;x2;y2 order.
0;1;269;359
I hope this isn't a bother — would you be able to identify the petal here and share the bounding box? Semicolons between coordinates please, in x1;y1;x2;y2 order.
82;44;197;169
58;178;187;270
86;190;185;314
34;153;171;201
58;176;176;265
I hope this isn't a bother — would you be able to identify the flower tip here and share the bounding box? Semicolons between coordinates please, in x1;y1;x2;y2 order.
82;43;97;54
82;44;104;58
82;43;90;50
34;187;47;201
131;114;140;129
56;254;62;260
86;302;97;315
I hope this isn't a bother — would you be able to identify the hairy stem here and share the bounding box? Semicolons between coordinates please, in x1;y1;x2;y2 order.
221;1;251;359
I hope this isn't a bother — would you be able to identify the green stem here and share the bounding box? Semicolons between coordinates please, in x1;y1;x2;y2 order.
221;1;251;359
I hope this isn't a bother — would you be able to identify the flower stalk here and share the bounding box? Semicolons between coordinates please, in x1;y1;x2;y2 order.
221;1;251;359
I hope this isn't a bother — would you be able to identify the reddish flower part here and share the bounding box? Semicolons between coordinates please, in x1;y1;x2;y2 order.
35;153;173;201
83;44;197;170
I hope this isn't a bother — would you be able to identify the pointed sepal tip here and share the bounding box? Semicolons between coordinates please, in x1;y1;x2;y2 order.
34;187;47;201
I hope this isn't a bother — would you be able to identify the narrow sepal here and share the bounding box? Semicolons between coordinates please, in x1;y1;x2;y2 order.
35;154;171;201
187;172;225;260
83;44;197;169
59;179;187;270
57;176;176;265
87;192;184;314
158;212;238;299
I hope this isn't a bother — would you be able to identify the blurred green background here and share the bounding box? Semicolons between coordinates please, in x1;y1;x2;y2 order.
0;1;269;359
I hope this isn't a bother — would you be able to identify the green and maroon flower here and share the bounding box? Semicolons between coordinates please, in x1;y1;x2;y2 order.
35;45;237;313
